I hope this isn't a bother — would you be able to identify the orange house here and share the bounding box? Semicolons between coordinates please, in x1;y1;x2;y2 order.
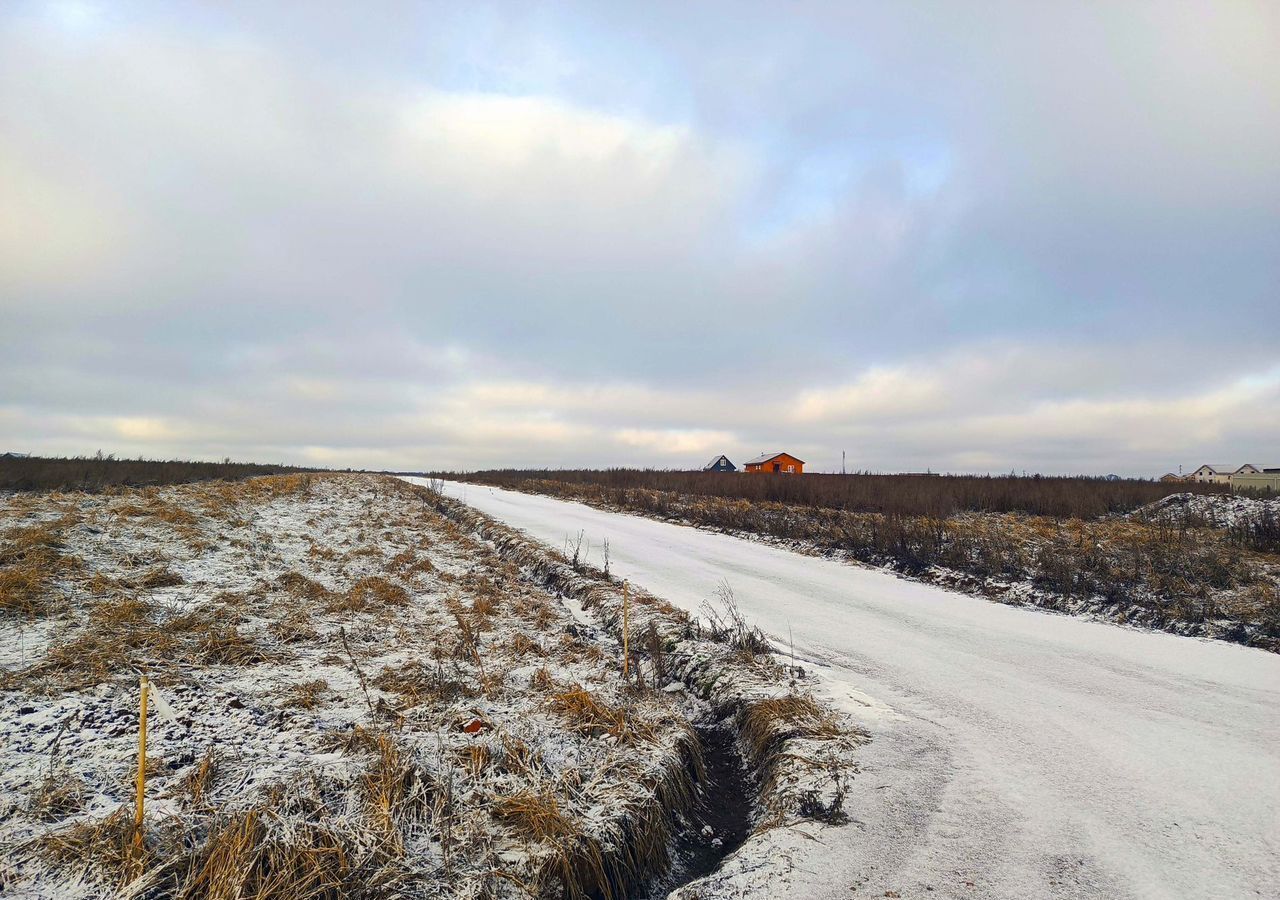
743;451;805;474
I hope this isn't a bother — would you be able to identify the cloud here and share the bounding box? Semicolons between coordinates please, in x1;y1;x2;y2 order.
0;2;1277;474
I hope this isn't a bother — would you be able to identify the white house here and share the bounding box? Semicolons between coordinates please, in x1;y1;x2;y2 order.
1187;463;1259;485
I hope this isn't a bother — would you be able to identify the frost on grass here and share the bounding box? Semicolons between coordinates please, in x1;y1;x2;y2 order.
464;477;1280;650
411;485;868;900
0;474;742;898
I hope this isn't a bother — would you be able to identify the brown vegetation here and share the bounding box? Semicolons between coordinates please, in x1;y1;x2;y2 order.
453;468;1225;518
0;454;318;493
1;521;78;617
451;474;1279;648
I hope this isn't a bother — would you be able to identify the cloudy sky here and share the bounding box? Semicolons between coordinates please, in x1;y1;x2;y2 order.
2;1;1277;475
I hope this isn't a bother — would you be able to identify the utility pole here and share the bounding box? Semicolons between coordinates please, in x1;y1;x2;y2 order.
842;450;846;475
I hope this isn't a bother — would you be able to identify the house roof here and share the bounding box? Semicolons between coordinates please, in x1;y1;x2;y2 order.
1234;464;1259;473
743;451;805;466
702;454;733;469
1196;464;1233;473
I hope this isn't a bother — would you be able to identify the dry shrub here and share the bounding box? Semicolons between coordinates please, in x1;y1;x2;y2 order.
0;454;309;494
333;576;410;614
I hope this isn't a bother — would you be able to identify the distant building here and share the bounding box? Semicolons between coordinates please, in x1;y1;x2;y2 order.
743;451;804;474
1186;463;1262;485
1159;473;1184;483
0;452;30;459
1188;464;1236;485
1104;474;1121;481
1234;470;1280;493
702;454;736;473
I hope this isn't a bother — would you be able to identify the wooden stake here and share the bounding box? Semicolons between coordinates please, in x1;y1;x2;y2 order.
134;674;149;848
622;580;630;679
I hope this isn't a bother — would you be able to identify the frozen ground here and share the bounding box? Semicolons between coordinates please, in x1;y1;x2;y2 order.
422;480;1280;900
2;475;863;898
1132;491;1280;527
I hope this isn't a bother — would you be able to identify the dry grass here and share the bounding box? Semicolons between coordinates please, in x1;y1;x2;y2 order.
174;748;220;810
173;804;353;900
373;659;473;706
19;595;275;690
550;686;651;744
35;805;155;888
0;521;78;617
388;548;435;579
530;666;554;692
331;576;410;614
27;768;87;822
739;695;843;762
361;731;429;851
495;789;577;842
135;566;184;589
277;571;336;605
281;678;330;710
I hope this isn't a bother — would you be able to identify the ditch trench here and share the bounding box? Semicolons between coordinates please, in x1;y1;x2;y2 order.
636;722;753;898
416;486;772;898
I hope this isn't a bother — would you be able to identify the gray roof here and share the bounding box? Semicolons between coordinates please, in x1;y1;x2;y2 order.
703;454;733;470
743;451;805;465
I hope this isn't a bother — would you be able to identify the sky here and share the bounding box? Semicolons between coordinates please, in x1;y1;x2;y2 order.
1;0;1278;475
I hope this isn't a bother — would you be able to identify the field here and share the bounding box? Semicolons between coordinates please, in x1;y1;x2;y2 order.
0;455;319;494
452;469;1226;518
449;471;1280;649
0;474;861;899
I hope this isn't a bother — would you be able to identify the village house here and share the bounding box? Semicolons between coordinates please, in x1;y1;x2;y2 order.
1233;467;1280;493
1185;463;1262;485
743;451;804;474
702;454;736;473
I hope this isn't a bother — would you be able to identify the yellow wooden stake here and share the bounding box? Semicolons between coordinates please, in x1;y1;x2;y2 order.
134;674;149;849
622;580;630;679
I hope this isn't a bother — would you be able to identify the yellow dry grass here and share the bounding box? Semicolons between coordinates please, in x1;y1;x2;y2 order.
0;521;78;617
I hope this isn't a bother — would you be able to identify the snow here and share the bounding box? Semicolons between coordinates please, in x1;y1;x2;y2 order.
425;480;1280;900
1133;491;1280;527
3;476;752;898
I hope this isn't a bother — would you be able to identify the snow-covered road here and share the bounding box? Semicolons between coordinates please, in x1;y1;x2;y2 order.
411;480;1280;900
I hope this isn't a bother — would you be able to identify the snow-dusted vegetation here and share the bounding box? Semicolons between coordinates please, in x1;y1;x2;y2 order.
450;476;1280;650
0;475;861;898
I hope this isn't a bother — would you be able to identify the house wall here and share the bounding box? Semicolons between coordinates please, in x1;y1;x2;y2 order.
1189;468;1232;484
1233;473;1280;493
745;453;804;474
